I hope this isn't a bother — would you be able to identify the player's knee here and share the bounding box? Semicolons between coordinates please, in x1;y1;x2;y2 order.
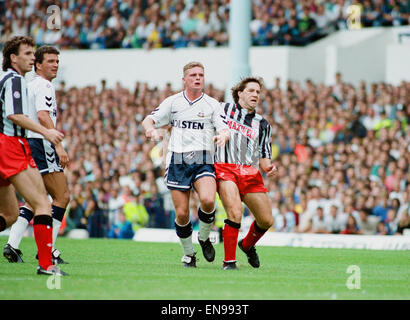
8;214;18;226
175;208;189;223
226;208;242;224
258;216;274;230
50;187;70;208
199;196;215;212
30;194;52;213
1;212;18;228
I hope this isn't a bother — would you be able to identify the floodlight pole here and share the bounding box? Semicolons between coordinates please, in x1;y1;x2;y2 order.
224;0;252;103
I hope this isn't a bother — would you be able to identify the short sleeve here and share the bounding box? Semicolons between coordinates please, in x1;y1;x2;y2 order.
259;119;272;159
148;96;173;128
34;81;54;112
4;76;29;116
212;100;229;132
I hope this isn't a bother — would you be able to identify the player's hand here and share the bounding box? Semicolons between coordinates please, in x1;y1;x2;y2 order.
213;129;229;147
56;144;70;169
265;164;278;177
44;128;64;146
146;128;162;141
213;134;226;147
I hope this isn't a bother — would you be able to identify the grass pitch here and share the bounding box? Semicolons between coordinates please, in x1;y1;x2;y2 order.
0;236;408;300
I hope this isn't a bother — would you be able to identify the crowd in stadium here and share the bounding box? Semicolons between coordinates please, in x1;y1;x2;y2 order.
48;72;410;239
1;0;409;49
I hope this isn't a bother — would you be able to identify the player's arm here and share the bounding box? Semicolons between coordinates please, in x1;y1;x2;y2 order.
212;101;230;147
258;119;276;177
7;114;64;146
142;116;162;141
5;78;63;145
38;110;69;168
213;128;230;147
259;158;277;177
142;97;173;141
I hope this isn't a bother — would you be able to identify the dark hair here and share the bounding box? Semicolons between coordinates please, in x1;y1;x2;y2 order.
231;76;263;104
2;36;35;71
34;46;60;71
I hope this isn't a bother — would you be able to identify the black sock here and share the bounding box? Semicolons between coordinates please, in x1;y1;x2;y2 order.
19;206;34;223
175;221;193;238
52;205;66;222
0;215;6;232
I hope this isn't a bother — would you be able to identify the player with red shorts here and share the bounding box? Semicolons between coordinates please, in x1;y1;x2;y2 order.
0;136;37;186
0;36;66;276
214;77;277;270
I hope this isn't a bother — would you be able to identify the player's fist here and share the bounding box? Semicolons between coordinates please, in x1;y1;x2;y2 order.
146;128;162;141
213;129;230;147
265;164;278;177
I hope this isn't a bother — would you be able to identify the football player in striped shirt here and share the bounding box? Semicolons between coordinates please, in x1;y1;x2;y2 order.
5;46;70;265
0;36;67;276
142;62;229;267
214;77;277;270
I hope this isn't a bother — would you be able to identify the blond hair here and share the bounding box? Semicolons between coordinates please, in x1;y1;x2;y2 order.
183;61;204;76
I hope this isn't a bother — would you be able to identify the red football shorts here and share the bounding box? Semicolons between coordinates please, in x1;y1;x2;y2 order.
214;163;268;198
0;133;37;186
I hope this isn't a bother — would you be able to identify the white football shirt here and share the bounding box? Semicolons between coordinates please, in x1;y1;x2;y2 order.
27;74;58;139
148;91;228;153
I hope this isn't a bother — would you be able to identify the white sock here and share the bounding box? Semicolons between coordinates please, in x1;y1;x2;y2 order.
199;221;213;242
180;234;194;257
175;220;194;257
198;207;215;242
52;218;62;251
8;216;28;249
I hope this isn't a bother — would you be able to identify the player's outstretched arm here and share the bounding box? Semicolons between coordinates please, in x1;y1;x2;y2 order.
259;158;277;177
8;114;64;146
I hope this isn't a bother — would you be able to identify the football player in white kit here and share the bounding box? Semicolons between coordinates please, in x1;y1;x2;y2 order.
142;62;230;267
4;46;70;265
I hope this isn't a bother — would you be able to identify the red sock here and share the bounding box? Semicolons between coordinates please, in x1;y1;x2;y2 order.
222;220;240;263
33;215;53;269
241;221;267;251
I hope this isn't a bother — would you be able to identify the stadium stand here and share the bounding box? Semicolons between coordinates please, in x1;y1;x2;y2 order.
0;0;409;49
50;74;409;238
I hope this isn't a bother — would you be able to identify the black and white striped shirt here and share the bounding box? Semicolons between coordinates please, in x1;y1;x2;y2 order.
0;69;30;137
215;102;272;166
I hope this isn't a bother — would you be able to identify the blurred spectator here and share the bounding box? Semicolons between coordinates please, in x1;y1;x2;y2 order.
325;205;347;234
108;211;134;239
396;209;410;234
309;206;328;233
86;198;106;238
3;0;408;50
144;183;166;228
65;198;87;234
123;194;149;232
356;208;381;235
376;220;388;235
341;214;362;235
274;203;297;232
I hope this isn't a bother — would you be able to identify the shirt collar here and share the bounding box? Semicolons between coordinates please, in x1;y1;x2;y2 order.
183;91;204;105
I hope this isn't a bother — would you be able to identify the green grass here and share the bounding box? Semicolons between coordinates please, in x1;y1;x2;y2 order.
0;236;409;300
